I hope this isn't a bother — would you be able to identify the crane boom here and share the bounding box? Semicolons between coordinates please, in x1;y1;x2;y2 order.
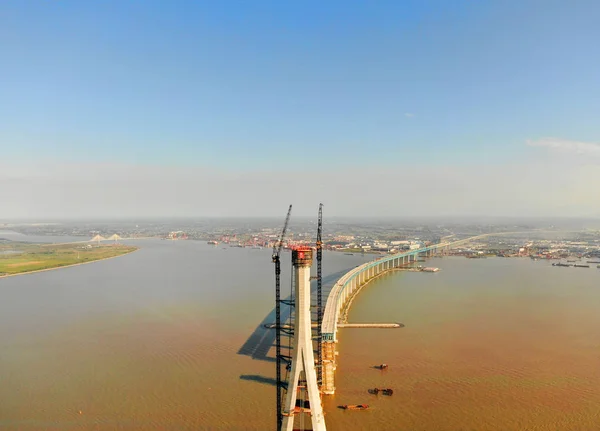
273;204;292;431
272;205;292;262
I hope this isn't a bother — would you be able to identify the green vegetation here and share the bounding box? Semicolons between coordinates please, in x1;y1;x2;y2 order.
0;242;138;276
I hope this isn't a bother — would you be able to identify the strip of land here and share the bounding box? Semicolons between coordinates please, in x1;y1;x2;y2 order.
0;242;138;277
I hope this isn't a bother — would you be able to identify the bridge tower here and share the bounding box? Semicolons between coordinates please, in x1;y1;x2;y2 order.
281;247;327;431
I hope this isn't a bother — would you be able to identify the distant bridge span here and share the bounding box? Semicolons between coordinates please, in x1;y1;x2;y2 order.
319;231;530;394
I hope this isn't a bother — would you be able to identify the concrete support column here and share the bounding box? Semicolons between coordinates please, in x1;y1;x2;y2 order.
320;341;336;395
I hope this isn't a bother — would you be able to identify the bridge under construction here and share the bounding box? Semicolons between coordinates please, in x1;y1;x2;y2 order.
269;206;521;430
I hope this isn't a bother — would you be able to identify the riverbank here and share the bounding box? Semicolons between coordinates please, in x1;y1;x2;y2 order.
0;243;138;278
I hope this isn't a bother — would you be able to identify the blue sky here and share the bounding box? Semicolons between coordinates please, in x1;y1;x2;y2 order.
2;1;600;217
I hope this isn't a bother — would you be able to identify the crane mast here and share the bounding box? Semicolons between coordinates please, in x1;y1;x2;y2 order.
316;203;323;385
272;204;292;431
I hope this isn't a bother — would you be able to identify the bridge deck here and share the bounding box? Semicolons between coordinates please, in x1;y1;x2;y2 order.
321;245;440;337
321;232;523;336
319;231;532;394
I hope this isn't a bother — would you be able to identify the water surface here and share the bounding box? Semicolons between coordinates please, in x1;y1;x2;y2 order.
1;240;599;430
326;257;600;431
0;239;371;430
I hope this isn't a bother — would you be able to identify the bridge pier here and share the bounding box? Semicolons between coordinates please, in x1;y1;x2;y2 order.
321;339;336;394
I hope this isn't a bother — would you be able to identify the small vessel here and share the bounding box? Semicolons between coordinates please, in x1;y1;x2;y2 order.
340;404;369;410
587;260;600;264
375;364;388;370
345;253;354;256
574;264;590;268
207;240;218;245
370;388;394;396
422;267;440;272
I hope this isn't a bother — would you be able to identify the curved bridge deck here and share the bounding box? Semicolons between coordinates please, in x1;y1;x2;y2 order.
319;245;440;393
319;233;514;394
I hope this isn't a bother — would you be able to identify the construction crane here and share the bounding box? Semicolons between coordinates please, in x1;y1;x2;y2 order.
272;204;292;431
316;203;323;385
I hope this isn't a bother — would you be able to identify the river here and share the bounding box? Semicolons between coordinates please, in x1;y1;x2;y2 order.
1;236;599;430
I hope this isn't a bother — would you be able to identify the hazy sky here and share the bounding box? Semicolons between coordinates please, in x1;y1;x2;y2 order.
2;1;600;218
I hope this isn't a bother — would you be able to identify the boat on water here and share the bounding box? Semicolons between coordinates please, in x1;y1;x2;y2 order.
574;264;590;268
587;260;600;264
422;267;440;272
207;240;218;245
375;364;388;370
552;263;571;267
340;404;369;410
370;388;394;396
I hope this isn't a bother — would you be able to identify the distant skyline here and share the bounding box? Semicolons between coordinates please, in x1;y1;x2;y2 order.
2;1;600;218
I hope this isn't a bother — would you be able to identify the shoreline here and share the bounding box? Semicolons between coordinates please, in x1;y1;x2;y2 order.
0;247;139;279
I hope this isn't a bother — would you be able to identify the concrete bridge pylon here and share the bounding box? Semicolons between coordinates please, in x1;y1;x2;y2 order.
281;247;327;431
